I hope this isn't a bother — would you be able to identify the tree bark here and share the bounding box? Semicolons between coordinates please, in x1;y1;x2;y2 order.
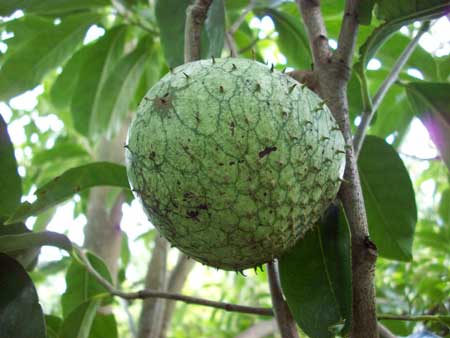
297;1;379;337
84;122;129;283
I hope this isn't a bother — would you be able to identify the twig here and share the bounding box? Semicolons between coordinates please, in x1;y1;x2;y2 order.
110;1;158;35
229;1;254;34
378;322;397;338
378;314;450;323
353;22;430;156
226;32;239;57
267;261;299;338
239;37;260;54
226;1;255;57
72;245;273;317
184;0;214;62
71;244;449;327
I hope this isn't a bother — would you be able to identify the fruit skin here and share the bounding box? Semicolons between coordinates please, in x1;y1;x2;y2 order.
126;57;345;271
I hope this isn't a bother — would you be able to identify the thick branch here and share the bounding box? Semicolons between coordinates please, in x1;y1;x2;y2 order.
297;0;331;65
73;246;273;316
297;1;378;337
184;0;213;62
287;70;319;93
267;261;299;338
353;22;429;156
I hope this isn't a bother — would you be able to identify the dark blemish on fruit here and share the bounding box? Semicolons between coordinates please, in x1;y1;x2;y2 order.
258;146;277;158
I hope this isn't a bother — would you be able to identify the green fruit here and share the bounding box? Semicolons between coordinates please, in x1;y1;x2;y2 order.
126;57;345;270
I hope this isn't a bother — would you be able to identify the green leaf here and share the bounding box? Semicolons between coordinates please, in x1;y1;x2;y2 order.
439;189;450;224
369;83;412;146
155;0;225;68
375;33;437;80
45;315;63;338
120;232;131;269
358;135;417;261
60;299;101;338
404;81;450;171
0;223;39;269
155;0;190;68
50;45;92;111
279;205;352;338
375;0;449;22
70;26;127;138
0;12;99;101
358;1;447;69
0;253;46;338
201;0;225;59
265;8;312;70
226;0;286;11
380;320;411;336
436;55;450;82
31;137;90;166
61;251;112;317
357;0;376;25
7;162;130;223
96;36;151;138
0;230;72;253
1;16;54;51
90;313;119;338
0;114;22;219
0;0;109;16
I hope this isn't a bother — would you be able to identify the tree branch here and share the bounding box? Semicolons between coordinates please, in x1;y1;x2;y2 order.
334;0;359;67
297;0;331;66
353;22;429;156
229;0;254;34
226;32;239;57
72;244;447;329
297;1;379;337
267;261;299;338
73;245;273;317
225;0;254;57
378;314;450;323
184;0;214;62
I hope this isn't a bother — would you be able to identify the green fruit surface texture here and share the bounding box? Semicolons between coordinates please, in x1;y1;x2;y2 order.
126;57;345;270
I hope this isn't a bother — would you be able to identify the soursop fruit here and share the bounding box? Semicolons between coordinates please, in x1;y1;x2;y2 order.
126;57;345;270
